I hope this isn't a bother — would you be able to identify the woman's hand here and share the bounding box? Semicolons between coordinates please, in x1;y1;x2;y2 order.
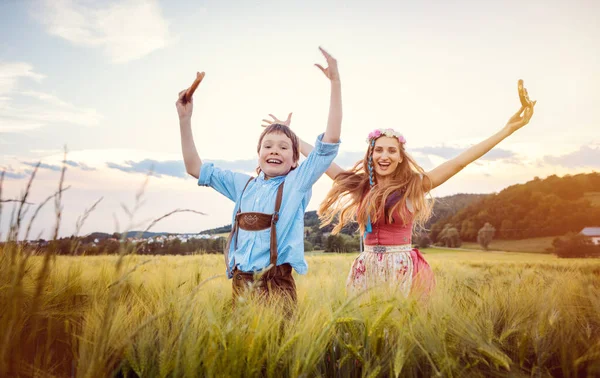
261;113;293;128
505;103;536;133
505;80;536;133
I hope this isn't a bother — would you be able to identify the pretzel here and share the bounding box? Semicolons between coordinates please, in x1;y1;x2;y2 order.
183;72;205;104
518;79;532;107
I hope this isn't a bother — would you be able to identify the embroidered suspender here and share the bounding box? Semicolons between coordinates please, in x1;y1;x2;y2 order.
223;178;285;275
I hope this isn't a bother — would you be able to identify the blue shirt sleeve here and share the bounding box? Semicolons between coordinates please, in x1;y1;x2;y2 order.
197;163;252;202
291;133;340;192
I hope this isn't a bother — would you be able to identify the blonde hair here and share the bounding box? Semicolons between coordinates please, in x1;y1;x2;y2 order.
318;139;433;235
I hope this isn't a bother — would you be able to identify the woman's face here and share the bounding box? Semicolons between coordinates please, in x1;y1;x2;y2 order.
372;136;402;177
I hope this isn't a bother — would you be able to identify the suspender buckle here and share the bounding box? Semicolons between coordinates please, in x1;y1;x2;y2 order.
272;211;279;223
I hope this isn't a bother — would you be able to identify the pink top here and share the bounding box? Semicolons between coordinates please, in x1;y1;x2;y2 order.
364;196;414;246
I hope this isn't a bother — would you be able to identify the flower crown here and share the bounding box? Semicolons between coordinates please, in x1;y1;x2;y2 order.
366;128;406;145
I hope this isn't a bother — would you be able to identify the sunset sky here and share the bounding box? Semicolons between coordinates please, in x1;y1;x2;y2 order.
1;0;598;240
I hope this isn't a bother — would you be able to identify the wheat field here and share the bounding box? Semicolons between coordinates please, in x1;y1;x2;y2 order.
2;248;600;378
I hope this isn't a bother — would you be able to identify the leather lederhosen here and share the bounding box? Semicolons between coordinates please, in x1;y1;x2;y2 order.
224;178;296;303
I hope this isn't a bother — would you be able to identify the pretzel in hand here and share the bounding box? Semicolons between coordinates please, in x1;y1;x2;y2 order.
518;79;534;108
182;72;205;104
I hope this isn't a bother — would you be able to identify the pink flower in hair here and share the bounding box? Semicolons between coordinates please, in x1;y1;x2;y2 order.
366;128;407;145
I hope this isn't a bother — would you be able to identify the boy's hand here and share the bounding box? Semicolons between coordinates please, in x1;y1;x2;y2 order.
315;47;339;82
176;89;193;121
176;71;205;121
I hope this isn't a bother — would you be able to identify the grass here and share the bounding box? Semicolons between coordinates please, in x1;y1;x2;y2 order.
2;252;600;377
460;236;557;253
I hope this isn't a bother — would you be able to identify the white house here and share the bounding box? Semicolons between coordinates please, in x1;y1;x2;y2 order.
581;227;600;245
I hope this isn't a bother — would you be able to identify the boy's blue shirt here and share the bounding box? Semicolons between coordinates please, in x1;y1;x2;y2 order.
198;134;340;278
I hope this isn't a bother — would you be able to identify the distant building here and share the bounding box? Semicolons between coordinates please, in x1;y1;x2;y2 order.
581;227;600;245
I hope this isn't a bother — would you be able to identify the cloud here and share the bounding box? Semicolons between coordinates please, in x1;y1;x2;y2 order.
1;91;102;131
22;161;62;172
0;165;33;180
34;0;172;64
0;62;45;96
543;145;600;168
413;145;516;162
0;78;102;132
101;145;518;180
2;171;29;180
205;159;258;173
106;158;260;178
413;146;463;159
334;151;364;168
106;159;187;178
65;160;96;171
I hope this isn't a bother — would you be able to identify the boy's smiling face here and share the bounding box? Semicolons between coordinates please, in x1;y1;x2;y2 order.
258;131;298;178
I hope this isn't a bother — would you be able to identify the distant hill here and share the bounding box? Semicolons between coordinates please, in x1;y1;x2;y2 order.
81;232;112;243
425;193;489;230
431;172;600;242
584;192;600;207
199;224;232;235
123;231;171;238
81;231;171;243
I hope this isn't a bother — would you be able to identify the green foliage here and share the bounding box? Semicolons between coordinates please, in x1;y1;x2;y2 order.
432;173;600;241
324;234;360;253
14;236;230;256
414;233;432;249
552;232;600;258
477;222;496;250
426;193;488;233
438;224;462;248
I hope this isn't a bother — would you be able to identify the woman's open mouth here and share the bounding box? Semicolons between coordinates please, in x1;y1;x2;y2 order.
378;161;391;170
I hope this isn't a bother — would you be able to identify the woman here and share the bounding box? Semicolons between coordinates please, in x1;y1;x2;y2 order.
263;80;536;297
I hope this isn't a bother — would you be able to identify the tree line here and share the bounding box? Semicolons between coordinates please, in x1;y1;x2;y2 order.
430;173;600;242
8;173;597;258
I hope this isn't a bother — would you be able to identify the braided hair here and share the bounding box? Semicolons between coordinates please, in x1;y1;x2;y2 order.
364;139;377;234
367;139;376;188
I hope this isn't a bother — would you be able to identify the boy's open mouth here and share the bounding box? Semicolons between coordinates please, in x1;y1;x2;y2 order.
267;158;282;165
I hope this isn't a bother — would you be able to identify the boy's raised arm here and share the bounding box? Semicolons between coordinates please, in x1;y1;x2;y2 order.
176;87;202;179
315;47;342;144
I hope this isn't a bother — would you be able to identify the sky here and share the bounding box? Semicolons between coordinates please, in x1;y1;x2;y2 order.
0;0;599;240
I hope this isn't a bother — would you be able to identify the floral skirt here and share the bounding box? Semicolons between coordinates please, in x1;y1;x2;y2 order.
346;244;435;297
